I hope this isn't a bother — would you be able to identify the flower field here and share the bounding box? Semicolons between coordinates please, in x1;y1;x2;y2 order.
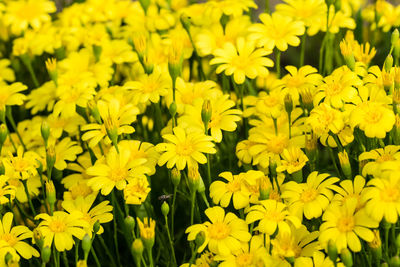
0;0;399;266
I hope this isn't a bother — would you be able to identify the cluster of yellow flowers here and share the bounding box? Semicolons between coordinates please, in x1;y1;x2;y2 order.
0;0;399;266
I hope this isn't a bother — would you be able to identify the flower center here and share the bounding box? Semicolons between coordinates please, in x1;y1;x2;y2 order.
208;222;231;240
110;168;128;182
226;180;241;192
268;135;288;154
175;141;194;156
365;109;382;124
265;210;284;222
1;233;18;247
337;215;355;232
49;220;66;233
300;188;318;203
236;253;253;266
381;187;400;202
376;154;394;163
70;183;93;199
325;83;343;96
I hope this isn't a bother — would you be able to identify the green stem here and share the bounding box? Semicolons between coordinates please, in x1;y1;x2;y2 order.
275;49;281;78
62;251;69;267
147;249;154;267
22;180;36;216
21;54;40;88
91;247;101;267
111;190;122;267
6;107;26;151
98;235;117;267
190;190;196;226
171;184;177;238
299;33;306;67
265;0;270;13
328;148;341;177
206;154;211;187
164;215;177;267
75;240;79;265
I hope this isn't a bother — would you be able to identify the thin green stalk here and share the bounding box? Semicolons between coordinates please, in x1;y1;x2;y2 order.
206;154;211;186
147;249;154;267
22;180;36;216
171;184;177;237
75;240;79;265
190;190;196;226
265;0;270;13
6;107;26;151
299;33;306;67
62;251;69;267
111;190;122;267
164;215;177;267
91;247;101;267
98;235;117;267
328;148;341;177
37;168;49;214
275;49;281;78
20;54;40;88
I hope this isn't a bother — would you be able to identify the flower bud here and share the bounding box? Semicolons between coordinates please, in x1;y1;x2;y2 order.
339;40;355;71
180;14;191;33
201;99;212;130
41;246;51;264
385;55;394;73
87;101;102;124
132;239;144;265
0;162;4;175
171;168;181;187
168;43;183;84
4;252;12;264
305;132;318;166
328;240;338;263
136;204;148;221
299;88;314;115
46;145;56;176
338;151;352;179
161;201;170;216
259;176;271;200
45;58;58;86
93;220;101;234
82;234;91;260
369;230;382;262
77;260;88;267
169;102;177;118
92;45;102;62
124;216;136;233
188;165;200;192
390;256;400;267
392;29;399;47
104;117;119;149
33;228;44;250
269;158;277;179
284;94;293;115
195;231;206;248
46;180;56;206
41;121;50;147
0;124;8;147
340;248;353;267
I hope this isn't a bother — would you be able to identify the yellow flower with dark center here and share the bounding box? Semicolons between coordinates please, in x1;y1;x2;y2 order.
249;13;305;51
282;171;339;220
186;206;251;256
156;126;216;170
245;199;301;235
35;211;89;252
319;199;378;252
210;37;273;84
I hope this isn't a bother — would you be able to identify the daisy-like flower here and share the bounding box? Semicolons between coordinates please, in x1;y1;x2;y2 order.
3;0;56;35
314;66;363;108
82;98;139;148
319;199;378;252
331;175;367;210
276;147;309;174
209;170;264;210
245;199;301;235
0;212;39;260
0;82;27;111
156;126;216;170
3;146;40;181
179;95;242;142
0;175;16;205
186;206;251;256
362;173;400;223
61;194;113;236
249;12;305;51
123;176;151;205
87;146;150;196
35;211;90;252
271;224;319;260
350;101;395;139
0;59;15;83
359;146;400;177
124;67;171;104
51;137;83;171
210;37;273;84
214;235;268;267
306;103;344;136
282;171;339;220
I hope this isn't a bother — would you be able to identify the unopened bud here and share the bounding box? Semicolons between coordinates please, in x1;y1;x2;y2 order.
269;158;277;179
284;94;293;115
46;145;56;174
41;246;51;264
87;101;102;124
188;165;200;192
171;168;181;187
161;201;170;216
41;121;50;147
132;239;144;265
45;58;58;86
124;216;135;233
390;256;400;267
328;240;338;263
201;99;212;130
338;151;352;179
259;176;271;200
392;29;399;47
33;228;44;250
299;89;314;115
0;124;8;146
93;45;102;62
76;260;88;267
93;220;101;234
82;234;91;260
169;102;177;117
180;14;191;33
340;248;353;267
168;43;183;83
385;55;393;73
46;180;56;205
195;231;206;248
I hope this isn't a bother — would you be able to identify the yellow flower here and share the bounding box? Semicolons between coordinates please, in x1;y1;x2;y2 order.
276;147;309;174
0;82;27;111
4;0;56;35
319;199;378;252
26;81;57;115
249;13;305;51
3;146;39;181
209;170;264;210
314;66;363;108
246;199;301;235
35;211;90;252
282;171;339;220
186;206;251;256
307;103;344;136
61;194;113;236
87;145;150;195
7;176;41;204
210;37;273;84
123;176;151;205
331;175;366;210
137;217;155;241
0;59;15;83
51;137;83;171
124;67;171;104
0;175;16;205
350;101;395;139
156;126;216;170
82;98;139;148
0;212;39;260
362;173;400;223
359;146;400;177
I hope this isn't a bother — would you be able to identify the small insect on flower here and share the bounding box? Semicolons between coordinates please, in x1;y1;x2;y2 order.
158;194;172;202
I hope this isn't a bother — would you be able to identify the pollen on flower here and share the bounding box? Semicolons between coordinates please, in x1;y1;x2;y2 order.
300;188;318;203
208;222;231;240
49;220;67;233
337;216;355;232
